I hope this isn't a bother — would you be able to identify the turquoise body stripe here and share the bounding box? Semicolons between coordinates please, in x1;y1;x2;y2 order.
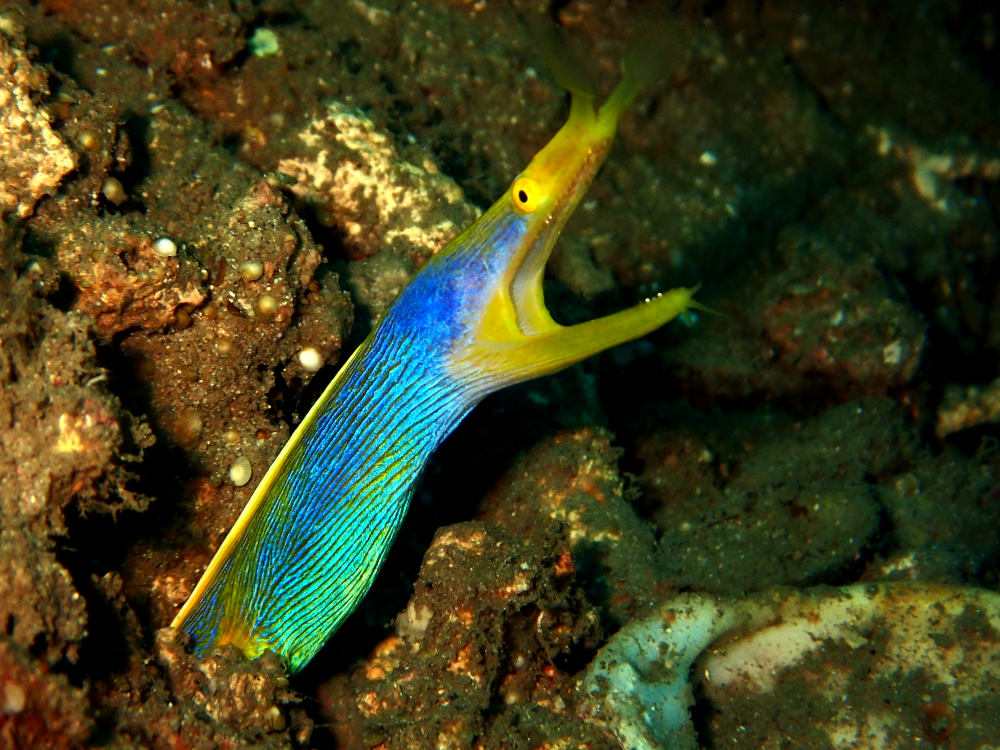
178;206;527;671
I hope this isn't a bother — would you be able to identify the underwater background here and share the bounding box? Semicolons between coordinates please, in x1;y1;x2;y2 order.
1;0;998;747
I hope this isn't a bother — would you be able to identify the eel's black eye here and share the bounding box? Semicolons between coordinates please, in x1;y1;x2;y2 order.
511;176;543;213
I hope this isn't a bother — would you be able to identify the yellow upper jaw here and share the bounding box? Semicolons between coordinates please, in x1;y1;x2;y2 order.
515;92;619;216
503;65;647;302
501;92;621;338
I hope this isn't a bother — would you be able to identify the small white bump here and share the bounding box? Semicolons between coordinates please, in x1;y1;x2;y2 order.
151;237;177;258
240;260;264;282
229;456;252;487
298;346;324;372
257;294;278;317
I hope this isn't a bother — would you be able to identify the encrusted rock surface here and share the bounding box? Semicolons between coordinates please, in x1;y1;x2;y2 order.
0;1;997;748
0;18;76;218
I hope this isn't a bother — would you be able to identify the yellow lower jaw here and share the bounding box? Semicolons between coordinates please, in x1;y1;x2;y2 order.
452;286;700;387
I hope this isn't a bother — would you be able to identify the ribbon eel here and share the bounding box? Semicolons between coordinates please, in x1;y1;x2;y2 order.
172;59;700;673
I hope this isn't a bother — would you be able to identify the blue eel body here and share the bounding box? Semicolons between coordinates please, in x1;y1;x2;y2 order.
172;62;700;673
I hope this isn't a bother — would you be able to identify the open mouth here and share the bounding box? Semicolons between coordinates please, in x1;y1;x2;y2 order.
506;143;612;338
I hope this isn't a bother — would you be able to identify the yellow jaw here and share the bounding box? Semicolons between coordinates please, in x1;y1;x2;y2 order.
448;64;700;389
